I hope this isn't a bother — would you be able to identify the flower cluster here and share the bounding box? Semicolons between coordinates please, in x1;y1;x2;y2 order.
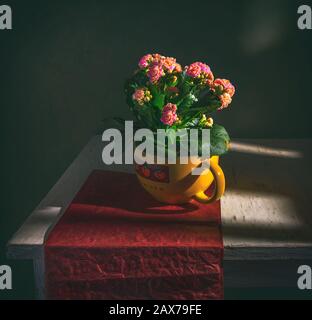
125;54;236;155
132;87;152;106
138;54;182;83
185;62;214;86
160;103;178;126
212;79;236;110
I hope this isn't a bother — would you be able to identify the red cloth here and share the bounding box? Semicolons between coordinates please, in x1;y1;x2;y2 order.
45;170;223;300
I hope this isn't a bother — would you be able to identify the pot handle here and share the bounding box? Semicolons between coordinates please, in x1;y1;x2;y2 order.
193;160;225;204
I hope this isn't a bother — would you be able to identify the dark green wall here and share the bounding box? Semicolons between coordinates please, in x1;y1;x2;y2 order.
0;0;311;299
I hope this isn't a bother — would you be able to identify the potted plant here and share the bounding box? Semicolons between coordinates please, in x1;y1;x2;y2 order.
124;53;236;204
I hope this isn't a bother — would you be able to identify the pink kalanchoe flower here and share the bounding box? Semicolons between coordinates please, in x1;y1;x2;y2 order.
132;88;145;104
199;62;214;84
174;63;182;73
163;102;177;113
197;62;211;74
138;54;153;69
186;62;202;78
224;81;235;97
162;57;177;73
213;79;235;97
160;103;178;126
219;93;232;110
186;62;214;82
132;87;152;105
152;53;165;62
147;62;164;83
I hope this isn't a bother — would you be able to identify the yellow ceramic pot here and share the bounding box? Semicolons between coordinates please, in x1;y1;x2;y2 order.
134;156;225;204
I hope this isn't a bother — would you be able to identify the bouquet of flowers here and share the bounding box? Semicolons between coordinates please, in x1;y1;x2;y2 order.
124;53;236;156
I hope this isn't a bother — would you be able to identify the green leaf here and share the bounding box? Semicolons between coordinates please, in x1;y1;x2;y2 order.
210;124;230;156
150;87;165;109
